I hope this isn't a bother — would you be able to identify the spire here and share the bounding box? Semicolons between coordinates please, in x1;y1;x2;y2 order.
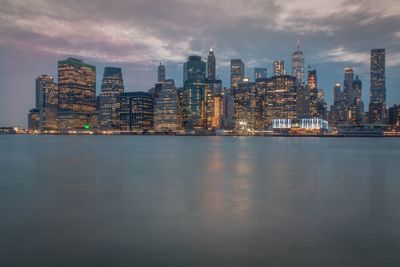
297;33;300;51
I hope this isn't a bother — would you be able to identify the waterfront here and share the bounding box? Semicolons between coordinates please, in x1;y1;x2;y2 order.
1;136;400;266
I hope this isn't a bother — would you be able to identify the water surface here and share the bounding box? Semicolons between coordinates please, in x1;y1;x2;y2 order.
1;136;400;266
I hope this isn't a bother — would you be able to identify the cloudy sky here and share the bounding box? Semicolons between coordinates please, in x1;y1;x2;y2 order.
1;0;400;127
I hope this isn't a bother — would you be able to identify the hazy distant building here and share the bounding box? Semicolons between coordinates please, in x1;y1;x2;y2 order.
273;60;285;76
183;55;207;129
254;68;267;81
351;75;364;124
57;58;96;130
98;67;124;130
154;79;180;131
120;92;154;131
35;74;58;131
158;62;166;82
369;49;386;123
230;59;245;89
292;39;305;84
207;49;216;80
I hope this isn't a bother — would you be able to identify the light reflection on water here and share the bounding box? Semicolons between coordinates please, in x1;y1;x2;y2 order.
1;136;400;266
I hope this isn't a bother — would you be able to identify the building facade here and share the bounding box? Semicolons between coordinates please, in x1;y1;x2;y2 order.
182;55;207;129
154;79;180;131
35;74;58;131
207;49;216;80
120;92;154;131
369;49;386;123
57;58;96;130
266;75;297;126
158;63;166;82
230;59;245;89
273;60;285;76
98;67;124;130
254;68;267;81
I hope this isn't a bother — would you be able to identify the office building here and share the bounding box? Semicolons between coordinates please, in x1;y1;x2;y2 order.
57;58;96;130
182;55;207;129
266;75;297;126
254;68;267;81
369;49;386;123
273;60;285;76
308;69;318;117
207;49;216;80
292;37;305;84
120;92;154;131
35;74;58;131
230;59;245;89
154;79;180;131
158;62;166;82
98;67;124;129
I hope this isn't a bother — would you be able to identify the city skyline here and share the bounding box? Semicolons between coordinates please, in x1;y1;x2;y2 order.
1;0;400;127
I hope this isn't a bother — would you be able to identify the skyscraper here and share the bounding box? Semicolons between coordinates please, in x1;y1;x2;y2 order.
154;79;180;131
292;37;305;84
369;49;386;123
266;75;297;126
207;49;216;81
35;74;58;130
352;75;364;124
230;59;245;89
99;67;124;129
57;58;96;130
158;62;166;82
308;69;318;117
343;66;355;107
254;68;267;81
183;55;207;129
273;60;285;76
119;92;154;131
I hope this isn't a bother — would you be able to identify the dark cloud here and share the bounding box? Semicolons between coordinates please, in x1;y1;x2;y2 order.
0;0;399;127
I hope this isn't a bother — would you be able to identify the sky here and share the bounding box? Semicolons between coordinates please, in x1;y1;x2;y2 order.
1;0;400;127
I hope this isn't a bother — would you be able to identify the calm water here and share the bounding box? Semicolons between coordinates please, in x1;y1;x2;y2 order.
1;136;400;266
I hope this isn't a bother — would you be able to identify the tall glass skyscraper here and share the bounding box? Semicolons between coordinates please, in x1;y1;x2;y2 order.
369;49;386;123
35;74;58;130
207;49;216;81
183;55;206;129
158;63;166;82
99;67;124;130
343;66;355;107
119;92;154;131
230;59;245;89
57;58;96;130
154;79;180;131
292;39;305;84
